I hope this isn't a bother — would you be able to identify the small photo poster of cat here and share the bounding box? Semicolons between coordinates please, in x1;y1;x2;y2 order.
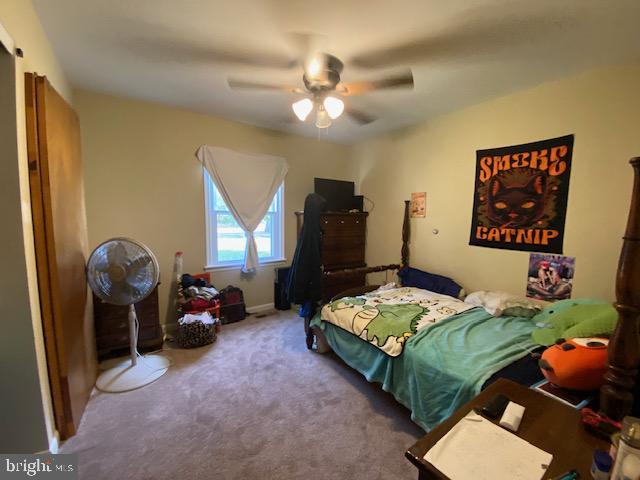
411;192;426;218
469;134;574;253
526;253;575;301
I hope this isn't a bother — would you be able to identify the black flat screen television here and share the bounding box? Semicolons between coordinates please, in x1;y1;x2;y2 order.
314;178;355;212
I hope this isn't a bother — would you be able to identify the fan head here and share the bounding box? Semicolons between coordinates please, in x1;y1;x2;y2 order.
302;53;344;93
228;50;413;126
87;238;160;306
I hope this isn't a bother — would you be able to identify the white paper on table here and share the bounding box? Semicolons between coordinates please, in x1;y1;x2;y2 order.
424;412;552;480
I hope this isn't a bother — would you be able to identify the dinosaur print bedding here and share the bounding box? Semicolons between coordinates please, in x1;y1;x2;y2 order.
320;286;474;356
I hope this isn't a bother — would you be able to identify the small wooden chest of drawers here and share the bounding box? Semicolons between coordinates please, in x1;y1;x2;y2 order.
93;285;163;360
295;211;368;301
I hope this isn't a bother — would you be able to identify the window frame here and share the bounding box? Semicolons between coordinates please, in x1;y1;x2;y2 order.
204;173;285;270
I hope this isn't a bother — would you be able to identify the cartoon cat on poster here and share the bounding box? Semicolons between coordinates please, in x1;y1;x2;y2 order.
469;135;574;254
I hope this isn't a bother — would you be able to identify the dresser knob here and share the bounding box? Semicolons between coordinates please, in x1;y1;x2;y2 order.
340;220;345;224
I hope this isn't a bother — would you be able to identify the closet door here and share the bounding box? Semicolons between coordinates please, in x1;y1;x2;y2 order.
25;73;96;439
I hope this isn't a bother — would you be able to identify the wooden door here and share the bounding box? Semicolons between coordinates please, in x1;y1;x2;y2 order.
25;73;96;439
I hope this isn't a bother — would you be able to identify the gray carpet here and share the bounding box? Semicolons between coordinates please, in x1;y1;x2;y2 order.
61;311;424;479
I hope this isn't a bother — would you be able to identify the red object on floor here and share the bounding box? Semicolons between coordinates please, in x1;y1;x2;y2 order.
183;299;220;319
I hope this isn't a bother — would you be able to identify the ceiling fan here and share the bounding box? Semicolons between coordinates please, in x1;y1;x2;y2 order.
122;8;577;130
227;53;414;128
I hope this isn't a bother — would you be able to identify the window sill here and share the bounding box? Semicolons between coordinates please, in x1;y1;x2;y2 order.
204;258;287;272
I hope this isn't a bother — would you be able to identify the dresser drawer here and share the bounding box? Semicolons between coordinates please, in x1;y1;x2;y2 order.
95;317;129;335
322;234;364;249
323;246;365;270
321;215;366;237
94;298;158;316
96;324;161;350
94;306;159;334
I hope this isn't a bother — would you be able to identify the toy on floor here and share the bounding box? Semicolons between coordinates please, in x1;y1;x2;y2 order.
538;337;609;391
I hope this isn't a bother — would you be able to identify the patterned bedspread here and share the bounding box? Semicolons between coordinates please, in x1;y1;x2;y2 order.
320;286;474;356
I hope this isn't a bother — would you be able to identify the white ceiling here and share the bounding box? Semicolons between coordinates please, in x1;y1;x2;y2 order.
33;0;640;143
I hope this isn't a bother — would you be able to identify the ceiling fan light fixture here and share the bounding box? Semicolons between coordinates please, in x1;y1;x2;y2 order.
323;96;344;119
315;107;332;129
307;57;321;78
292;98;313;121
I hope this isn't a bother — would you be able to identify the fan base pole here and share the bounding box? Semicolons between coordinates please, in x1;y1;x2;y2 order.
95;355;169;393
129;304;137;366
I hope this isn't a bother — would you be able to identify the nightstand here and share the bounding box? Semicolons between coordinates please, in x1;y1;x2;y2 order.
405;379;608;479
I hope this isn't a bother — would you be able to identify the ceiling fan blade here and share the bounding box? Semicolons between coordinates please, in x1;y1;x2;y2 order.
127;39;297;69
338;71;413;96
227;79;304;94
287;32;328;58
119;18;298;70
285;32;333;78
346;107;377;125
350;8;569;69
202;50;296;69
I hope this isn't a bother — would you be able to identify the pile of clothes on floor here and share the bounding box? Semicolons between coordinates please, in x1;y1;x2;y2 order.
176;274;220;348
178;274;219;312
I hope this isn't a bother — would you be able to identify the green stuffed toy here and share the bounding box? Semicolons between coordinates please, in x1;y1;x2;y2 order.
531;298;618;346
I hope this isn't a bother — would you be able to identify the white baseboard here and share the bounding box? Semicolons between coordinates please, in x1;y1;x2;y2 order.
246;303;275;314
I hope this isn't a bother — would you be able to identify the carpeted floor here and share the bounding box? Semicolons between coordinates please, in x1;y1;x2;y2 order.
61;311;424;479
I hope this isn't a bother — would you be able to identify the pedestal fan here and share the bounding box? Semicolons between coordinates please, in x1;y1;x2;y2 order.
87;237;169;392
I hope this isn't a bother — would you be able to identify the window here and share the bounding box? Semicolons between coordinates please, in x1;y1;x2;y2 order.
204;171;284;268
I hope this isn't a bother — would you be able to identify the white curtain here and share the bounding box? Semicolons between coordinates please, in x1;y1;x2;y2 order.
196;145;289;272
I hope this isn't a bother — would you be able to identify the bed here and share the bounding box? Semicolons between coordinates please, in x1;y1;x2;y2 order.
308;157;640;430
311;296;543;430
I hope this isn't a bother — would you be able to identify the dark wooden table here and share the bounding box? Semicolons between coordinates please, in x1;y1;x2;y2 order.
405;379;608;479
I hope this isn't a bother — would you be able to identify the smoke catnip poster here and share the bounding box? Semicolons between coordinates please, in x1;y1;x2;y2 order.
469;135;574;253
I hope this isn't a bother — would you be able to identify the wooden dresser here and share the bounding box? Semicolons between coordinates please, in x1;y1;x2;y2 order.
295;211;368;301
93;285;163;360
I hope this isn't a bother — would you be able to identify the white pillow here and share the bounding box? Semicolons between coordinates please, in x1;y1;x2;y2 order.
464;291;545;317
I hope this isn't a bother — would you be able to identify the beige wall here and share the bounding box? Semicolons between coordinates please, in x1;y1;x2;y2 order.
75;90;353;329
0;0;73;452
351;60;640;302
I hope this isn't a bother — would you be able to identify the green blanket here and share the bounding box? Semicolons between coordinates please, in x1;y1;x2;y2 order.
311;307;537;430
